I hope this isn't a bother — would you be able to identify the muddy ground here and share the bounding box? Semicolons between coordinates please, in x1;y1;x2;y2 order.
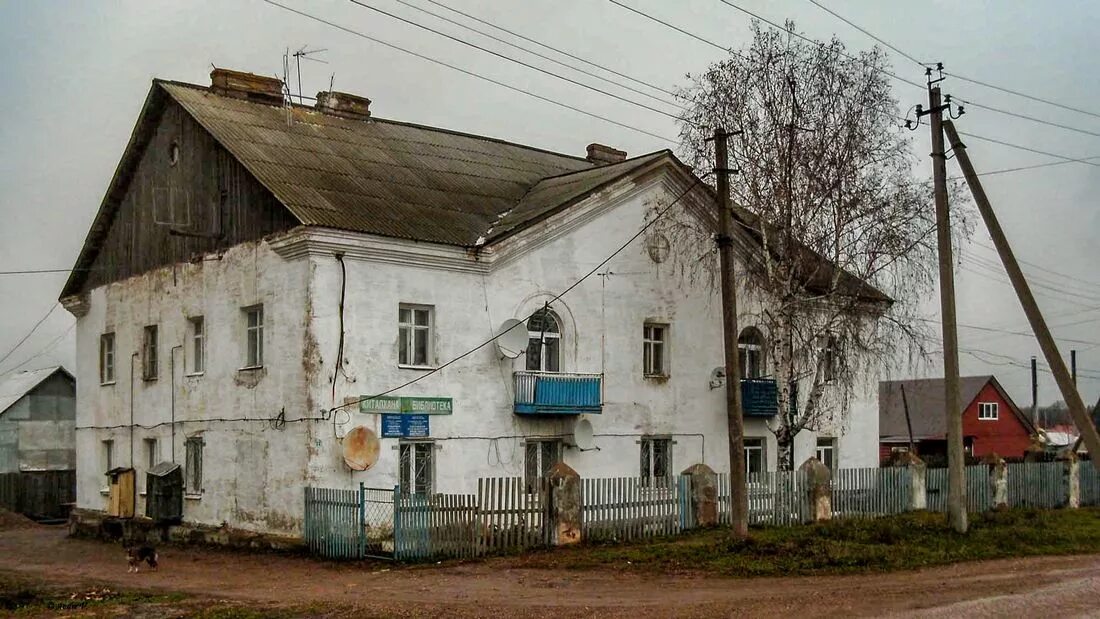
1;524;1099;617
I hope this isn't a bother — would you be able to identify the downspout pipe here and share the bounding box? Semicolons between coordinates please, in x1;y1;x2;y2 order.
130;352;139;468
170;345;183;462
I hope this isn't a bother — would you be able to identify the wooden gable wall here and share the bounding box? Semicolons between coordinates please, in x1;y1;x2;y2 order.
77;96;299;294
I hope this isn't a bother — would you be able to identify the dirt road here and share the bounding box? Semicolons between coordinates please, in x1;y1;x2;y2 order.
2;525;1099;617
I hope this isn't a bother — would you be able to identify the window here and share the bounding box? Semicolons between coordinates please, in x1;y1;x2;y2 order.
640;437;672;488
978;402;999;420
737;327;765;379
816;437;837;470
185;436;204;495
525;308;560;372
744;438;765;476
142;325;158;380
399;441;434;495
643;323;668;377
189;316;205;374
99;333;115;384
244;306;264;368
524;439;563;493
144;438;158;469
398;305;432;367
820;334;839;382
102;439;114;474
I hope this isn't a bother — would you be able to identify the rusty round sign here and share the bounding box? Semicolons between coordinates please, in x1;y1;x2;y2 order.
342;426;380;471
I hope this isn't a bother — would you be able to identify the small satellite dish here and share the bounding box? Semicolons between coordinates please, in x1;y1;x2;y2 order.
495;318;528;359
343;426;380;471
573;418;595;451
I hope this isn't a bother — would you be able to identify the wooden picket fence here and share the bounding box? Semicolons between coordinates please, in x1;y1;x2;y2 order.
718;470;809;526
581;476;688;542
0;470;75;521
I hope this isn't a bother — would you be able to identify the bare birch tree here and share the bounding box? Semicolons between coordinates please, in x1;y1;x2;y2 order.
664;22;971;470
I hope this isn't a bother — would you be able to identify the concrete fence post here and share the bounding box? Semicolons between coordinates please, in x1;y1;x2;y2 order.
799;457;831;523
681;463;718;528
899;453;927;511
986;454;1008;510
1059;449;1080;509
547;462;582;546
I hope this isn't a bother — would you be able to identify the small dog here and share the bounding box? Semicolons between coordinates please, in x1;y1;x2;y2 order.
125;544;159;573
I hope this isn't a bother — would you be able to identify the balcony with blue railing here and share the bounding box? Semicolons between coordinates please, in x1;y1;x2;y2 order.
514;371;603;416
741;378;780;417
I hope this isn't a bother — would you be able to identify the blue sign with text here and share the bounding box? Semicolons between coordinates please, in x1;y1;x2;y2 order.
381;414;430;438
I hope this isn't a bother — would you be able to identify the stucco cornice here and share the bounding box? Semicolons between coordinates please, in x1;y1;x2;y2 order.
268;228;491;275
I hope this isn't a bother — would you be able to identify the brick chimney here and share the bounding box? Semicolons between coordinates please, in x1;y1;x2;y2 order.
586;143;627;164
315;91;372;119
209;68;284;105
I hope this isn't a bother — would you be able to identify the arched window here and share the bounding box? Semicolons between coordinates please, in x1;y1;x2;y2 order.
526;308;561;372
737;327;765;379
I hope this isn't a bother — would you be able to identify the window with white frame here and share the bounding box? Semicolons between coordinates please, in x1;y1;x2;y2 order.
738;327;765;379
102;439;114;474
185;436;203;495
640;437;672;488
142;325;158;380
745;438;765;476
525;308;560;372
144;438;158;469
643;323;668;377
978;402;999;420
189;316;205;374
399;441;434;495
816;437;837;470
99;333;115;384
524;439;562;493
398;305;433;367
244;306;264;368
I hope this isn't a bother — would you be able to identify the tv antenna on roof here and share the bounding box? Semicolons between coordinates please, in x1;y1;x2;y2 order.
291;45;328;104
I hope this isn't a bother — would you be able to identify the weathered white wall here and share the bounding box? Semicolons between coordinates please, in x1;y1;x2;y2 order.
72;168;884;536
73;240;312;533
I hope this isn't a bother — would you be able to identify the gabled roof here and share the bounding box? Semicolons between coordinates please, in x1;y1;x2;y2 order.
879;375;1036;440
0;366;73;418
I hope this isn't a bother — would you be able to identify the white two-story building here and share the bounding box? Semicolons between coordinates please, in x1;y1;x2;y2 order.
61;69;885;537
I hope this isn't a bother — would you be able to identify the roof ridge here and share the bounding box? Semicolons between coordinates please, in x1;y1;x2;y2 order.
155;78;594;166
531;150;671;184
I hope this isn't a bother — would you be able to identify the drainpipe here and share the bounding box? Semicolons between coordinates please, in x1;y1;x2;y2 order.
170;345;183;462
130;352;139;468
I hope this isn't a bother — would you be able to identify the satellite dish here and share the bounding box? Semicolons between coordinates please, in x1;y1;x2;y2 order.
573;418;595;450
343;426;380;471
495;318;528;359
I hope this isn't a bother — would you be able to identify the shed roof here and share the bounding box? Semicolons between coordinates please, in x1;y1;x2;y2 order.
879;375;1036;440
0;366;73;418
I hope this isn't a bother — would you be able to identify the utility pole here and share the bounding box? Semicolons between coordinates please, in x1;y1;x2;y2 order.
912;68;967;533
1072;350;1077;386
941;119;1100;467
711;127;749;539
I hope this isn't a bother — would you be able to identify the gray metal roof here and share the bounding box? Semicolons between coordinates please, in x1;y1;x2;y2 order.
163;81;628;247
879;375;1034;439
0;366;72;418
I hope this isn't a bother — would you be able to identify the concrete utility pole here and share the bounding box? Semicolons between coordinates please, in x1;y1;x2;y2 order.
712;127;749;539
942;120;1100;467
919;80;968;533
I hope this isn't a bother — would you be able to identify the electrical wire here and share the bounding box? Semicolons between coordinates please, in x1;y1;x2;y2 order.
328;172;711;414
393;0;682;109
0;303;60;369
423;0;680;99
261;0;678;143
345;0;688;124
0;322;75;377
803;0;926;67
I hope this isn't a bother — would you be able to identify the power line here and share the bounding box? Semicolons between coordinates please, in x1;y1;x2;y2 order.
945;71;1100;122
919;317;1100;348
0;303;60;369
955;130;1100;168
345;0;687;123
396;0;681;108
329;173;710;414
803;0;926;67
947;155;1100;182
0;322;75;377
261;0;678;143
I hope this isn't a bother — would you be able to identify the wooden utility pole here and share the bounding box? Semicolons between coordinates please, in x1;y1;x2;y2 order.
1072;350;1077;386
1031;356;1039;424
925;84;968;533
942;120;1100;466
712;127;749;539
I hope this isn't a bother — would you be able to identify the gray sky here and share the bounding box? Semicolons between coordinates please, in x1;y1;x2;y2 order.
1;0;1098;412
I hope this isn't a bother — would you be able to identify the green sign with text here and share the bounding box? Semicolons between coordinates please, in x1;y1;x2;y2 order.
359;396;452;415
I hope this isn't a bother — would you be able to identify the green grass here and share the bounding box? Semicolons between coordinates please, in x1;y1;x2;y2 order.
511;508;1100;577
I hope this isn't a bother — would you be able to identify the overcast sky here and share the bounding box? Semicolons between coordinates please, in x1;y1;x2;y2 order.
1;0;1098;412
